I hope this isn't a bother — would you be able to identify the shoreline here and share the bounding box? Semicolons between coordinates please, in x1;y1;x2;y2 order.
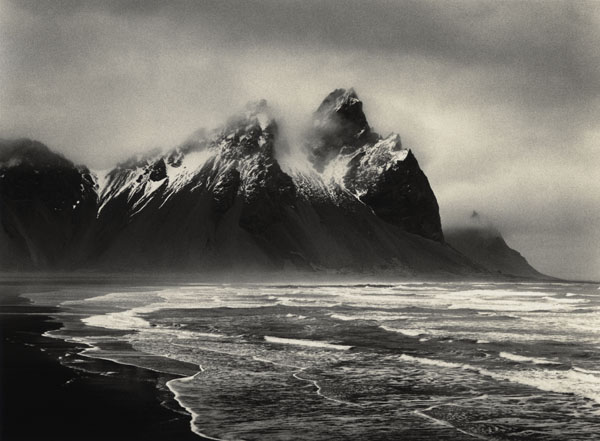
0;271;575;285
0;291;205;441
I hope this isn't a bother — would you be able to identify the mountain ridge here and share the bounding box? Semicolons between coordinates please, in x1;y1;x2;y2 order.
0;90;546;279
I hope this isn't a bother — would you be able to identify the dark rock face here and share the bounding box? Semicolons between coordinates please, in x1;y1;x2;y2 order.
0;139;97;269
149;159;167;181
0;90;529;277
346;149;443;242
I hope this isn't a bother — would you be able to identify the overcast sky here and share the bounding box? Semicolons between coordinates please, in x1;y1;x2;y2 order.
1;0;599;280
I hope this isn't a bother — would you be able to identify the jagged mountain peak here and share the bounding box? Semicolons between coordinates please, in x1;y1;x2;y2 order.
171;99;276;162
314;88;371;136
309;88;378;171
99;98;277;177
93;99;290;219
316;88;361;114
200;99;278;163
295;88;443;241
225;99;276;134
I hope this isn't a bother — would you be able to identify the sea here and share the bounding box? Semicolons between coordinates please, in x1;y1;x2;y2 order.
23;280;600;440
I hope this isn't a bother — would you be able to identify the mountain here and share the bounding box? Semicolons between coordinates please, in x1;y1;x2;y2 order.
89;93;462;273
0;139;97;270
0;89;541;278
445;212;548;279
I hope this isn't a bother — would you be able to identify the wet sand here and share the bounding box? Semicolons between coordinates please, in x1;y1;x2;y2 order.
0;291;202;441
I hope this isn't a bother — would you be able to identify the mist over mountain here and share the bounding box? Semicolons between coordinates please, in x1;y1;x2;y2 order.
445;211;546;279
0;90;547;279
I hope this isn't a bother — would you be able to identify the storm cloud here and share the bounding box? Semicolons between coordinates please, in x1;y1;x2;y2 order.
1;0;599;279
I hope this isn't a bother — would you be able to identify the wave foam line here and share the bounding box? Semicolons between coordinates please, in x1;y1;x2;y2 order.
573;366;600;375
292;372;361;407
264;336;351;350
499;352;562;365
380;325;426;337
166;366;229;441
400;354;600;405
251;354;360;407
399;354;475;370
46;329;197;378
329;313;357;321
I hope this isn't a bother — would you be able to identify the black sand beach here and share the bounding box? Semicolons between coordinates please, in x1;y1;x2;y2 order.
0;290;201;441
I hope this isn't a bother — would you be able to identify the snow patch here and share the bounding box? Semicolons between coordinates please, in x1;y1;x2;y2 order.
91;169;112;198
256;113;270;131
322;153;353;188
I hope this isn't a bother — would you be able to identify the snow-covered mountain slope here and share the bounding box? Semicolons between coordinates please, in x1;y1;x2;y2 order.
82;90;453;272
95;100;293;218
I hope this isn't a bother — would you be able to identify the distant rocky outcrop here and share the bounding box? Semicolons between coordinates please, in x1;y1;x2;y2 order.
445;211;548;279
